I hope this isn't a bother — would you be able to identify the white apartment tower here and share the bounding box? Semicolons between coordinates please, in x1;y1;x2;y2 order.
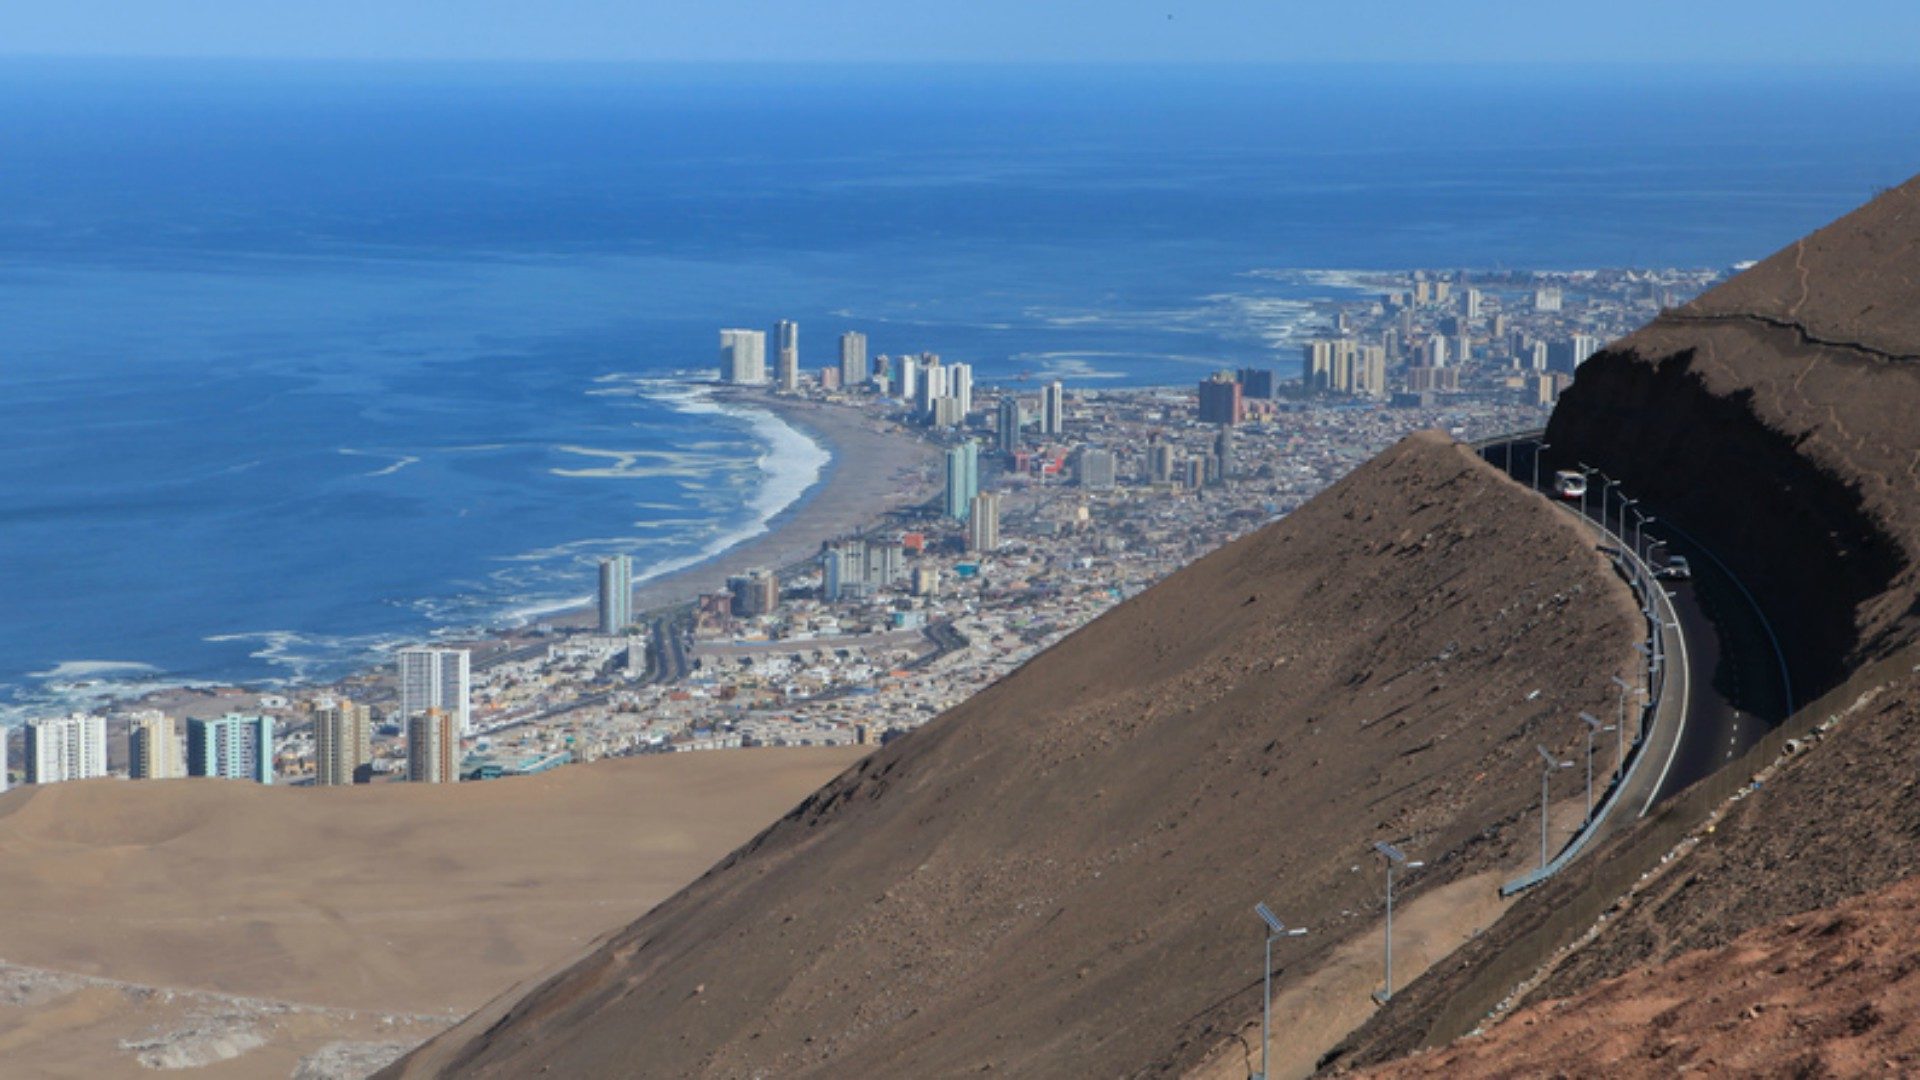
599;554;634;634
719;329;768;385
398;647;472;736
25;713;108;785
1041;380;1065;435
839;331;867;389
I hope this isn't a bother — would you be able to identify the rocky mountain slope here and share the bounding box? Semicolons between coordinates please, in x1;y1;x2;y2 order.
1362;871;1920;1078
1325;174;1920;1073
385;432;1642;1079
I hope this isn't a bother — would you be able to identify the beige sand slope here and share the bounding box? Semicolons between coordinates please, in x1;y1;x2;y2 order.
0;749;863;1075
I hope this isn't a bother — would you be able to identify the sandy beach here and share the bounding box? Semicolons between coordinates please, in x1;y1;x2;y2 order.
627;388;943;614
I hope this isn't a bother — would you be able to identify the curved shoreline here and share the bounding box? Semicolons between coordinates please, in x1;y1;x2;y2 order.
4;388;940;724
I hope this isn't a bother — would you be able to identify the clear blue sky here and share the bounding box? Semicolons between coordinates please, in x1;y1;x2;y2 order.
2;1;1917;65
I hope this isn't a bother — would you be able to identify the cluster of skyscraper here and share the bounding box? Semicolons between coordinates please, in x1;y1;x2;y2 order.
12;710;274;786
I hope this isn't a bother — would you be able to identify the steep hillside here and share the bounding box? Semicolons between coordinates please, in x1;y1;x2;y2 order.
387;432;1643;1079
1325;176;1920;1073
1362;871;1920;1078
1543;174;1920;699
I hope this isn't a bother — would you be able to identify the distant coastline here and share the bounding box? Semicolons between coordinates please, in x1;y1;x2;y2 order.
4;386;941;728
533;386;941;630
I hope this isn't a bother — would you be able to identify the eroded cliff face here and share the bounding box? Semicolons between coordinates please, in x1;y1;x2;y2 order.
1544;176;1920;700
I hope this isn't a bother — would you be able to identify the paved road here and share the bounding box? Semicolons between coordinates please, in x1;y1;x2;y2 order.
1485;437;1793;810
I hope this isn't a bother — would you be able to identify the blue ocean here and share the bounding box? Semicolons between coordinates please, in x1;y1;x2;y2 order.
2;61;1917;718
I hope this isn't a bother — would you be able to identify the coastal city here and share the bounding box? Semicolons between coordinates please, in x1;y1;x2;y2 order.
2;266;1716;792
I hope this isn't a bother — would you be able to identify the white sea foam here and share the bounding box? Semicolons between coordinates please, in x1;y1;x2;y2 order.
1;665;221;728
28;660;161;681
339;448;422;477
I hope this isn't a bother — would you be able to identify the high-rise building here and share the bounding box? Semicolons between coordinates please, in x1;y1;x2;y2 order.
129;710;184;780
187;714;274;784
1236;368;1277;400
407;708;460;784
1423;335;1451;369
839;331;867;389
823;539;902;602
1196;372;1244;425
25;714;107;785
1572;334;1602;367
897;354;920;402
729;568;780;617
1528;340;1550;371
1213;428;1234;482
967;492;1001;552
1077;448;1117;489
1041;381;1065;435
719;329;768;385
1147;439;1176;484
773;320;799;391
598;554;633;634
950;363;973;417
1464;288;1483;320
1534;287;1564;312
996;396;1024;455
314;698;372;786
399;647;472;737
945;441;980;521
915;359;948;419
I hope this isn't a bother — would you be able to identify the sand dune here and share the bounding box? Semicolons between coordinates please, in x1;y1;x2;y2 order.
0;749;864;1075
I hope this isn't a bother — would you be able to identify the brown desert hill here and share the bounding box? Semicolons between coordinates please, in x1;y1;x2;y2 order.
0;749;862;1077
1544;172;1920;700
1323;177;1920;1074
385;432;1645;1079
1358;871;1920;1079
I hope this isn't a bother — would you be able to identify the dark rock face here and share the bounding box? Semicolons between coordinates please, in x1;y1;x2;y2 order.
1545;175;1920;701
1327;175;1920;1074
1544;341;1904;702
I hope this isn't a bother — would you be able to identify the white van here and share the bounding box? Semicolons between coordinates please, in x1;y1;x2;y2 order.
1552;469;1588;500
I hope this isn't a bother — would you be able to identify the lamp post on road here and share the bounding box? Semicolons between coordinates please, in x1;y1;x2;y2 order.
1610;675;1644;771
1537;745;1575;869
1371;842;1423;1005
1533;442;1550;492
1604;480;1623;539
1620;497;1639;552
1579;712;1615;818
1577;463;1596;524
1253;903;1307;1080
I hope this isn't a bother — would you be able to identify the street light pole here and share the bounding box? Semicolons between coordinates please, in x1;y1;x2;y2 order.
1533;442;1549;492
1537;745;1574;869
1620;497;1639;550
1253;903;1306;1080
1604;480;1622;539
1610;675;1640;771
1371;842;1422;1004
1579;712;1614;818
1577;463;1594;523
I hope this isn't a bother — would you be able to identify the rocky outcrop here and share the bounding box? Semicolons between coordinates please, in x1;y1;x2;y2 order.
1543;175;1920;700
